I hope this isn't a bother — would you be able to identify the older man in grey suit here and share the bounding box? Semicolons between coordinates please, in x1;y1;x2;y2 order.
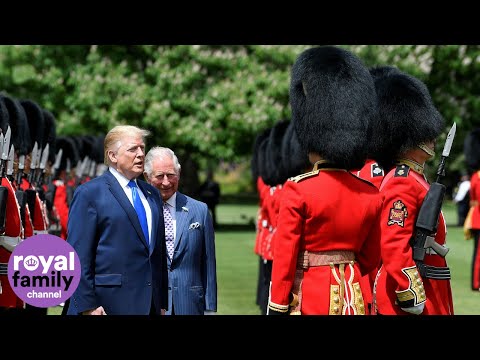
144;147;217;315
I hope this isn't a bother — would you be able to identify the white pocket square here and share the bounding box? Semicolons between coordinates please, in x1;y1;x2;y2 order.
189;222;201;230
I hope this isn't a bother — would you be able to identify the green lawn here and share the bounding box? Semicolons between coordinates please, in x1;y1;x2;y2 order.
48;201;480;315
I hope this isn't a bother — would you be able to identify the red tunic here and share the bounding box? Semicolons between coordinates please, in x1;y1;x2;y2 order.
355;159;385;190
254;177;269;256
269;166;382;315
374;163;454;315
470;171;480;229
469;171;480;289
20;178;48;234
0;178;24;309
355;159;385;314
53;180;69;240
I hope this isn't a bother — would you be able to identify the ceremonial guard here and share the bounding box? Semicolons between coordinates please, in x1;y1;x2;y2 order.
268;46;382;315
372;71;454;315
463;128;480;291
0;94;29;313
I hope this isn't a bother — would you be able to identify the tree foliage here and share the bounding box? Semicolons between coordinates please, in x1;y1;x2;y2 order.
0;45;478;190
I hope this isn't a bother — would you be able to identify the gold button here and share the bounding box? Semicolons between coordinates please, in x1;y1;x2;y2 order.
333;296;339;303
333;306;339;313
333;288;339;294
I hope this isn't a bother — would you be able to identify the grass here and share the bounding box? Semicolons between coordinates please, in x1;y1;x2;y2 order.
48;200;480;315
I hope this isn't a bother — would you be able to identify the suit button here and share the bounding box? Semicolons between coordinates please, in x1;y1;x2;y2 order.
147;282;151;286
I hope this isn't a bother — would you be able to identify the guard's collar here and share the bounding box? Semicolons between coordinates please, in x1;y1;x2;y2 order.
312;160;344;171
396;158;424;175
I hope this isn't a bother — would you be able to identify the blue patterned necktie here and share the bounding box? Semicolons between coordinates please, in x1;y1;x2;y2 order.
163;203;174;259
128;180;149;244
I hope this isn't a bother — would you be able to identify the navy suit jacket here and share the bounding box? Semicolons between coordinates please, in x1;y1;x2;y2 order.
67;170;168;315
166;192;217;315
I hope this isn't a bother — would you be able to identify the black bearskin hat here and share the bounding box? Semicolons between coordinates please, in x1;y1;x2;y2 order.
371;71;445;171
366;65;402;167
257;131;272;185
21;99;45;153
251;127;272;184
281;121;310;178
94;135;105;163
1;94;31;156
263;120;290;186
290;46;377;170
0;95;9;135
55;136;80;172
464;128;480;172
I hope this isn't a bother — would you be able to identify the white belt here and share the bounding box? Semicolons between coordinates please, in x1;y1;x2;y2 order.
0;235;22;252
33;230;49;235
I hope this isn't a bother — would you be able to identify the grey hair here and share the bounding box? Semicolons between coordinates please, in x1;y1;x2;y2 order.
144;146;181;177
104;125;150;165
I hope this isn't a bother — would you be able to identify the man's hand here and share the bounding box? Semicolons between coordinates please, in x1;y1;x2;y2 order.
82;306;107;315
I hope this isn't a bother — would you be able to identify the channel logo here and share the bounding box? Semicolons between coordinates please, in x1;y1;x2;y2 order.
8;234;80;308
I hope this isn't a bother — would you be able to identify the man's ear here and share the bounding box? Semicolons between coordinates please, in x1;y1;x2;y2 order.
107;150;117;164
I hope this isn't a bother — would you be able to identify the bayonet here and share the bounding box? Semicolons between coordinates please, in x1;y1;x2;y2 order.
74;159;82;179
28;142;38;184
89;161;96;178
1;127;10;160
436;123;456;181
441;122;456;158
16;155;25;185
39;144;49;171
30;142;38;171
6;145;14;177
0;133;4;160
66;158;71;175
80;156;90;179
0;127;11;179
35;143;49;185
53;149;63;171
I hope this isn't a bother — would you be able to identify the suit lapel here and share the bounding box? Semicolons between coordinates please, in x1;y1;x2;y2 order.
138;181;158;255
175;192;189;253
106;171;149;250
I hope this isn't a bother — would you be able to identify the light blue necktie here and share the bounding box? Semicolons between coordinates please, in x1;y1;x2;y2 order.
128;180;149;244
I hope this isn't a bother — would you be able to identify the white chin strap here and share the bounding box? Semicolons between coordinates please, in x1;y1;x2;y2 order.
418;143;435;157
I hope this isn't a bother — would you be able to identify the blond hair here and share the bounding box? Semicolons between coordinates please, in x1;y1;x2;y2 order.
104;125;150;165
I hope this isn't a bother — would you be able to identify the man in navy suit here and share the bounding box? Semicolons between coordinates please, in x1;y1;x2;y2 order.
66;125;168;315
144;147;217;315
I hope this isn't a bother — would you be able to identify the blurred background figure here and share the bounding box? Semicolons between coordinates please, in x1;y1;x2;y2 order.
453;171;471;227
198;168;221;229
463;128;480;291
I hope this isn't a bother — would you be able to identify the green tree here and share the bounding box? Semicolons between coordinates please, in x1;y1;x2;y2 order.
1;45;478;193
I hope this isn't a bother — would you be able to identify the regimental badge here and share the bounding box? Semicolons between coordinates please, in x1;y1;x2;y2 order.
387;200;408;227
371;163;384;177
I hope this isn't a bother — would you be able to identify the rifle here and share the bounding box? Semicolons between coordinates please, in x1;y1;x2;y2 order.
411;123;456;280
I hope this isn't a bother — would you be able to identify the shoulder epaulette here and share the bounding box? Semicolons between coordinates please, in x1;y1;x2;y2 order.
289;169;320;183
394;164;410;177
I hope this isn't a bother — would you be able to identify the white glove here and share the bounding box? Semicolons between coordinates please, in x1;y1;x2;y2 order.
401;302;425;315
204;310;216;315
